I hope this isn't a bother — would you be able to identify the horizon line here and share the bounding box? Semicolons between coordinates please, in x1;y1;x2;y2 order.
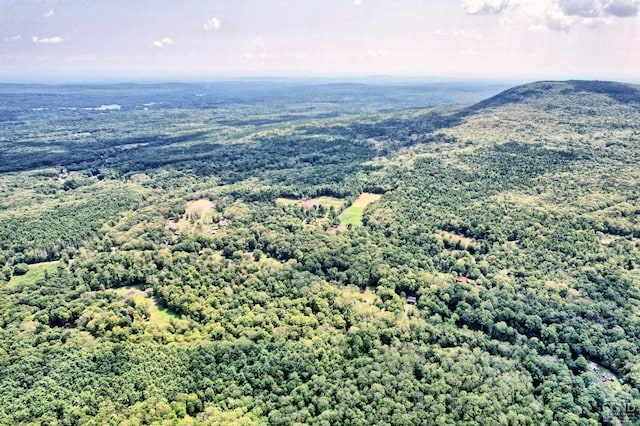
1;73;639;86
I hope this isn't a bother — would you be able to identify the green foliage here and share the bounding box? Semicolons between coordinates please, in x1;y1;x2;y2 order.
339;206;364;227
1;80;640;424
12;263;29;275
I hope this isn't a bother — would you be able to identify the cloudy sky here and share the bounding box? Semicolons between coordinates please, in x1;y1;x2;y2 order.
1;0;639;82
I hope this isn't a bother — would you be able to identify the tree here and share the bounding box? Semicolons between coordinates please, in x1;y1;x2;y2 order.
13;263;29;276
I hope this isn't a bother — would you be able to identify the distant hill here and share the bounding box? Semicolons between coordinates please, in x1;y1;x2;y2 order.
429;80;640;155
466;80;640;113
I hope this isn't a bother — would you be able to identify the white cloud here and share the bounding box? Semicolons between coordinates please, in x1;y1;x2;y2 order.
252;37;265;48
32;36;65;44
203;17;221;31
354;0;363;5
557;0;600;17
511;0;553;17
463;0;509;14
556;0;640;17
605;0;639;17
542;8;574;31
242;37;270;60
153;38;173;48
4;35;22;42
243;50;270;60
463;0;640;31
43;10;54;18
243;38;268;60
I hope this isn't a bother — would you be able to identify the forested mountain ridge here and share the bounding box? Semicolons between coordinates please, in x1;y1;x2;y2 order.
468;80;640;110
0;81;639;425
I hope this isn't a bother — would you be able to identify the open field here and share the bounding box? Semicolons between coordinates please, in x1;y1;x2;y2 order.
276;197;301;206
352;193;383;208
167;198;215;235
276;196;346;209
339;285;386;321
186;199;215;224
339;193;382;227
110;286;178;328
338;207;363;227
8;261;61;287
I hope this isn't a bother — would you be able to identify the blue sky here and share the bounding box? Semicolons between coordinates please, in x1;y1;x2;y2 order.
1;0;639;82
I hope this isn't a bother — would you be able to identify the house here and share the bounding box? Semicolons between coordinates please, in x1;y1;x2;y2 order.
407;296;417;304
455;276;470;283
600;373;614;382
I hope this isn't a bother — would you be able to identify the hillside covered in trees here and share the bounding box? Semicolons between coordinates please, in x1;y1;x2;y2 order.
0;80;639;425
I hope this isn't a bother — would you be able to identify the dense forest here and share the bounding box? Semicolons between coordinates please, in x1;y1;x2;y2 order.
0;80;639;425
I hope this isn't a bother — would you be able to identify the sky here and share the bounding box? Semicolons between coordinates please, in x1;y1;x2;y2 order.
1;0;639;82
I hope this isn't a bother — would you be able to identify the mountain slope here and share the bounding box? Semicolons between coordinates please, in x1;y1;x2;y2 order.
467;80;640;111
433;81;640;160
1;80;639;424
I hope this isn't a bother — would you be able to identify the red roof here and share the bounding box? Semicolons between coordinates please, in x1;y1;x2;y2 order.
455;276;470;283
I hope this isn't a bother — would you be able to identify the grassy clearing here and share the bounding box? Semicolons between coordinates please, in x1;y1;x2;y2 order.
277;194;379;229
8;261;60;287
316;196;347;209
339;193;382;227
111;287;178;328
327;225;347;234
343;285;376;305
436;230;477;249
185;199;214;225
339;286;387;322
276;196;346;209
167;198;215;235
276;197;300;206
352;193;382;208
339;206;364;227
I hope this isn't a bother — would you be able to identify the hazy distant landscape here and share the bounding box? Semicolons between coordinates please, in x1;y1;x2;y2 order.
4;0;640;422
0;79;639;424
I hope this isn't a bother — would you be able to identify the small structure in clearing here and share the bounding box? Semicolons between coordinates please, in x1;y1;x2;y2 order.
587;360;620;384
166;198;231;239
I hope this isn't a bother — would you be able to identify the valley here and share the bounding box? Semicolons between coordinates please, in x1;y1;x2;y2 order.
0;80;639;425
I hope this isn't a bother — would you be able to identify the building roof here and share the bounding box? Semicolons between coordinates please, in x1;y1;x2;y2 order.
455;276;470;283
